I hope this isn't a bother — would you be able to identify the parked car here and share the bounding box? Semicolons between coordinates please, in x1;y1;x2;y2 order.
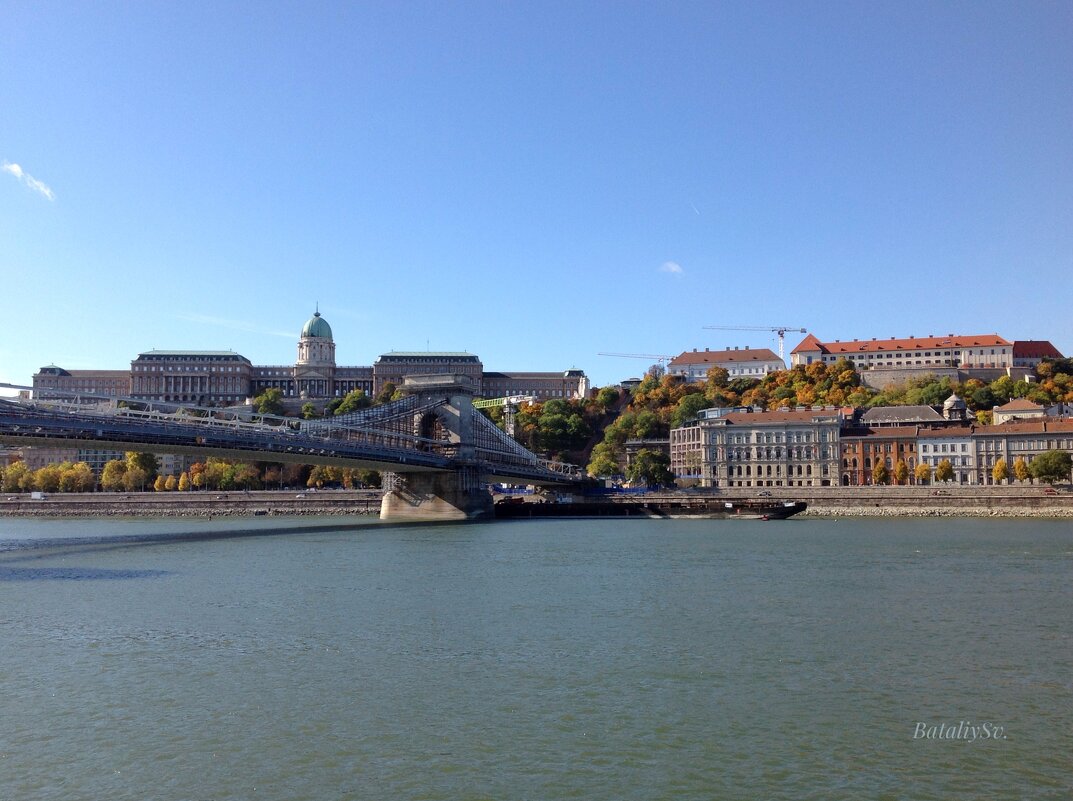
1042;487;1058;495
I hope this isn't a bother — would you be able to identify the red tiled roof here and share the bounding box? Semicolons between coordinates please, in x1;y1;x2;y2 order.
670;348;782;366
790;333;824;354
793;333;1011;355
1012;341;1064;359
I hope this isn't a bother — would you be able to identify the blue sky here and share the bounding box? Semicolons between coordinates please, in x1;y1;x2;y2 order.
2;1;1071;391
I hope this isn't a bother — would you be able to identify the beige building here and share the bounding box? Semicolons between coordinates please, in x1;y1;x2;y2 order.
668;347;784;381
481;369;590;401
791;333;1014;372
972;420;1073;485
671;407;842;488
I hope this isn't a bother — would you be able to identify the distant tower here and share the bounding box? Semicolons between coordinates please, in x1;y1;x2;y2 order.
943;392;968;422
295;310;336;398
297;310;336;367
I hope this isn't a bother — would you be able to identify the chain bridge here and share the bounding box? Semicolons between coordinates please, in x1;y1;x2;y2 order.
0;375;582;521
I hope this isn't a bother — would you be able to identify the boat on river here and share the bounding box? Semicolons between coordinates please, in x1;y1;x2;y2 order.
493;498;807;520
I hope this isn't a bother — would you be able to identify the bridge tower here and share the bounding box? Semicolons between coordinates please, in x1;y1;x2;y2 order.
379;374;495;522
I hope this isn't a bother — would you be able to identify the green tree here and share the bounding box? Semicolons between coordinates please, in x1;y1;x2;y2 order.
992;458;1009;484
125;452;158;483
355;470;382;488
626;449;674;488
1029;450;1072;484
935;459;954;483
914;462;932;484
671;393;710;429
334;390;372;415
100;459;127;491
586;442;621;478
375;382;399;405
253;387;286;416
595;386;620;410
301;402;318;419
1013;457;1030;483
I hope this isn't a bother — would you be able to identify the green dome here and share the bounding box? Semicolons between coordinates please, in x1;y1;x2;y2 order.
301;311;333;339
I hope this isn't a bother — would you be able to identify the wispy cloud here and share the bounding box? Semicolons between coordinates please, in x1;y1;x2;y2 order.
2;161;55;200
659;261;684;276
175;313;296;339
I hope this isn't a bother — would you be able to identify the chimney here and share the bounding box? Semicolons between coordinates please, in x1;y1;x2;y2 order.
745;345;749;350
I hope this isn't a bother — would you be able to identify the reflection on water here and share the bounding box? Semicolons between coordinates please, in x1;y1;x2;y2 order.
0;515;1069;800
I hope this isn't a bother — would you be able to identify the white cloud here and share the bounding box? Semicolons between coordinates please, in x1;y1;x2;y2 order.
659;261;683;275
174;312;296;339
2;161;55;200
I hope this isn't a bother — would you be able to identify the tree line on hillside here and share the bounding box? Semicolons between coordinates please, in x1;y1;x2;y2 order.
584;358;1073;483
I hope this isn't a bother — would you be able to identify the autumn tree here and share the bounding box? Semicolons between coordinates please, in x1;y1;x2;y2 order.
893;460;909;485
153;475;167;492
1;461;30;492
991;458;1008;484
100;460;127;491
935;459;954;483
1013;457;1030;483
124;466;148;492
914;462;932;484
125;452;158;484
872;462;890;485
178;472;191;492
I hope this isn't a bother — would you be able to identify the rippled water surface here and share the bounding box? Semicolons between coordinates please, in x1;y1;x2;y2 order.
1;515;1070;800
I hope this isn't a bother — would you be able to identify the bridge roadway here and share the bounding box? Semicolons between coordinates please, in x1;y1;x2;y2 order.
0;396;580;486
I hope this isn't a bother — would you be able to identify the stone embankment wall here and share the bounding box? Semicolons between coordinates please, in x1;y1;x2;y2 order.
0;490;383;518
603;486;1073;518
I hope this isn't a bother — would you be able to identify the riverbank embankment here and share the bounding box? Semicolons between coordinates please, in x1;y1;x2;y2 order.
1;486;1071;519
0;489;382;518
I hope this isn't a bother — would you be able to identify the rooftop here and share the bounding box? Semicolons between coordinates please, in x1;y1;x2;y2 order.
793;333;1012;355
670;347;782;366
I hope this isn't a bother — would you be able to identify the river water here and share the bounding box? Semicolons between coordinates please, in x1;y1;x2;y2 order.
0;515;1070;800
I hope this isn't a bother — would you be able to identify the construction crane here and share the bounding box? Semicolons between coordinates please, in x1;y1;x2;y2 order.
702;326;807;361
597;352;676;372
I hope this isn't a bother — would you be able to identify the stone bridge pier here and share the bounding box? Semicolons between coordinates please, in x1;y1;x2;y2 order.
379;375;495;522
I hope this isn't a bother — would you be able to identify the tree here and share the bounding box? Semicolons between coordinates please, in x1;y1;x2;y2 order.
63;462;95;492
301;402;318;420
123;466;148;492
233;463;260;489
587;442;620;478
595;386;620;410
1;461;30;492
125;452;158;483
671;393;711;429
626;448;674;488
33;465;63;493
872;462;890;485
992;458;1009;484
253;388;285;416
1029;450;1072;485
189;461;207;490
893;460;909;485
178;472;191;492
334;390;372;415
100;459;127;491
914;462;932;484
375;382;398;405
935;459;954;483
1013;457;1030;483
165;474;178;491
153;475;167;492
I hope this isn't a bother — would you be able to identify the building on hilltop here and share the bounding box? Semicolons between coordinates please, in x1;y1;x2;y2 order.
1012;340;1064;369
668;346;784;382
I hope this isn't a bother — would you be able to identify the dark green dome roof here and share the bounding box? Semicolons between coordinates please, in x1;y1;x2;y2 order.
301;311;333;339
